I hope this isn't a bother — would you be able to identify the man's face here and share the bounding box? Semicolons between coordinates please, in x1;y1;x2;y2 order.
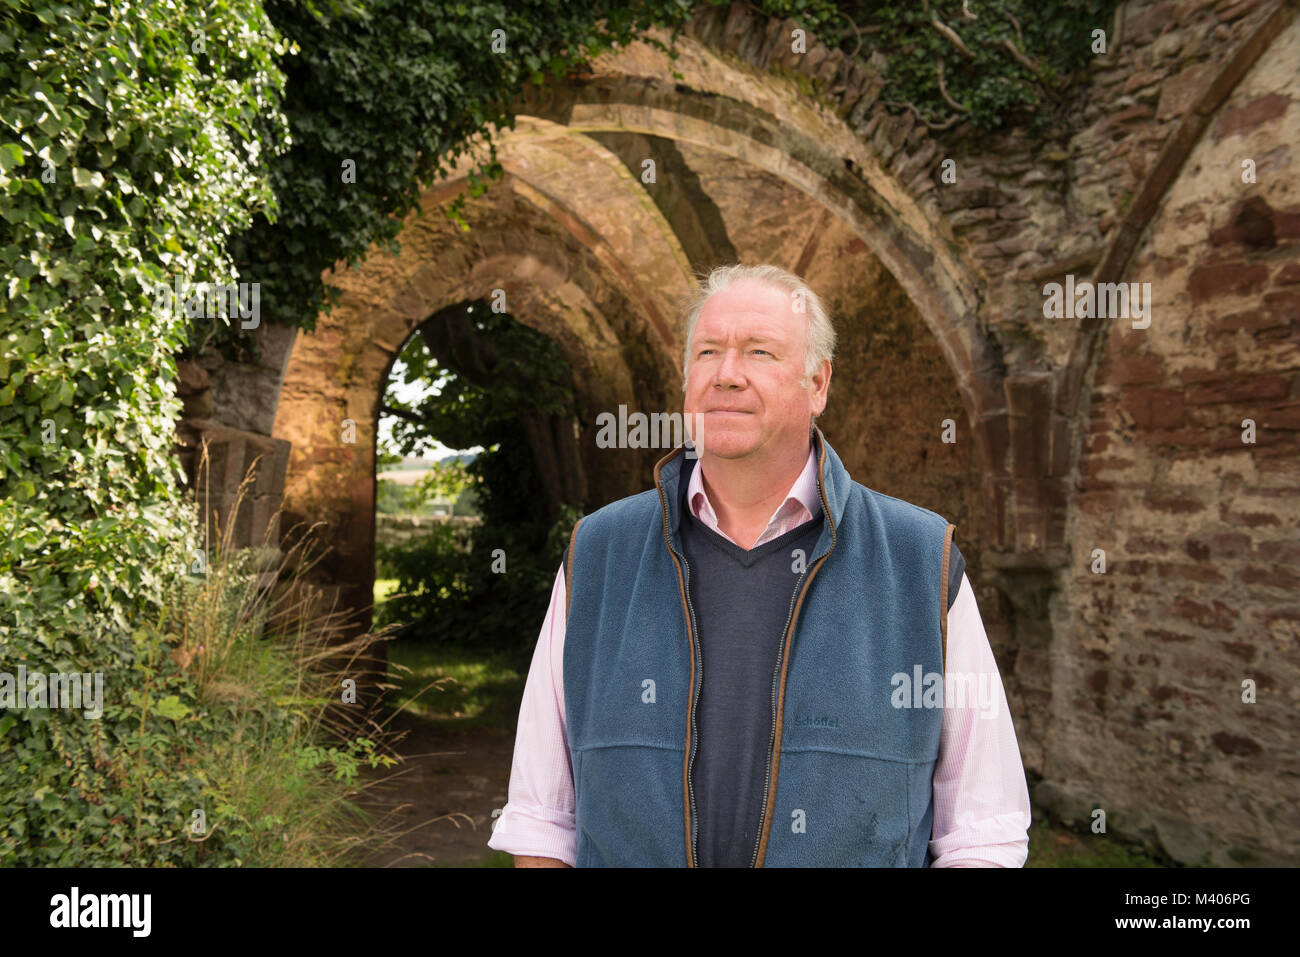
683;278;830;461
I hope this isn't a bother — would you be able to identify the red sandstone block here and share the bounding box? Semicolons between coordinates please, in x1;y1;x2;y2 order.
1211;731;1262;757
1211;532;1255;557
1089;455;1137;475
1275;208;1300;242
1216;436;1283;454
1250;440;1299;458
1256;607;1300;624
1273;262;1300;285
1078;492;1118;514
1188;262;1270;303
1157;62;1213;120
1257;540;1300;563
1242;565;1300;589
1104;352;1165;385
1186;374;1291;405
1260;401;1300;430
1145;492;1207;513
1109;104;1157;127
1212;92;1291;140
1135;427;1214;448
1126;1;1176;43
1220;640;1257;661
1122;387;1186;428
1179;367;1232;384
1127;536;1172;554
1156;562;1226;582
1210;196;1284;249
1125;70;1164;95
1263;288;1300;317
1215;0;1262;22
1174;596;1240;628
1085;670;1109;694
1223;508;1281;527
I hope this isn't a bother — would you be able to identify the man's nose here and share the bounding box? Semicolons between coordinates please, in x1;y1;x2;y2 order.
713;348;745;388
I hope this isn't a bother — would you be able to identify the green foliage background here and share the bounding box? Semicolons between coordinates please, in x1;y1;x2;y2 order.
377;307;580;665
0;0;292;863
219;0;695;354
749;0;1122;134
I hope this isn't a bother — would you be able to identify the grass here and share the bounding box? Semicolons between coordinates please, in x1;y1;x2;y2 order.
108;451;407;866
374;577;401;605
381;639;526;732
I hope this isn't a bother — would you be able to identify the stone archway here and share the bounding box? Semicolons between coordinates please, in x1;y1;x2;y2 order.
265;26;1006;638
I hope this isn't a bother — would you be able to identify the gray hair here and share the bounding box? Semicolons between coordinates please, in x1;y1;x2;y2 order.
680;263;836;391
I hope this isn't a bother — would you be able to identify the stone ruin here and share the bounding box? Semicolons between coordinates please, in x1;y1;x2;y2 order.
174;1;1300;865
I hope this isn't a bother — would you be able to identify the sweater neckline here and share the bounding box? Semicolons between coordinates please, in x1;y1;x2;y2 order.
681;501;820;568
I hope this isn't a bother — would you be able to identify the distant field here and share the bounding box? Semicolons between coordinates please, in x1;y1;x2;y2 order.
377;469;432;486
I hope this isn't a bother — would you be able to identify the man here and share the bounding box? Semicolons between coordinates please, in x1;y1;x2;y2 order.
488;263;1031;867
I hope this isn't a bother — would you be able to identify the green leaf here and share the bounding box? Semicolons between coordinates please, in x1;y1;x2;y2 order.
0;143;23;172
154;695;191;721
72;168;104;190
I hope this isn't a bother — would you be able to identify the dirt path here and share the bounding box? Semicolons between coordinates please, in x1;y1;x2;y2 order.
356;709;516;867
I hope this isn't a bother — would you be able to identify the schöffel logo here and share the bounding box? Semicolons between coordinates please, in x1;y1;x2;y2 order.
791;714;838;729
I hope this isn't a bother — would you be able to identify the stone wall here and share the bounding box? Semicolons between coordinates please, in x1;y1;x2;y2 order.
1054;11;1300;866
375;513;480;550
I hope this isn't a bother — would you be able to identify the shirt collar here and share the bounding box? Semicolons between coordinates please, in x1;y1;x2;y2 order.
687;440;822;528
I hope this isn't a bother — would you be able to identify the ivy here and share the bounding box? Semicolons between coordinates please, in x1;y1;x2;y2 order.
0;0;290;864
744;0;1122;134
219;0;697;348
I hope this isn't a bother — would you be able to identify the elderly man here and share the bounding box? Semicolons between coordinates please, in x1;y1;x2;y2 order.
488;263;1031;867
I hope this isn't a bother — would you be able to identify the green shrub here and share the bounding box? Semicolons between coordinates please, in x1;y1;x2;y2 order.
377;505;580;667
3;464;400;865
0;0;296;864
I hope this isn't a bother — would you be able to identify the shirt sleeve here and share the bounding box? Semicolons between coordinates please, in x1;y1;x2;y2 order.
485;561;577;865
929;573;1033;867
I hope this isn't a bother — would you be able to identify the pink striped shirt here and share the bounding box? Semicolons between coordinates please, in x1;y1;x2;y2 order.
488;446;1031;866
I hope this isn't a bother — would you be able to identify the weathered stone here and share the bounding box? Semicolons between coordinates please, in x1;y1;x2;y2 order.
1121;388;1186;429
1188;261;1271;302
176;360;210;396
1213;92;1292;139
1157;62;1213;119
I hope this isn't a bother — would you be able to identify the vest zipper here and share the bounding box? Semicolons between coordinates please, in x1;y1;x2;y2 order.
749;568;809;867
655;474;702;868
749;440;837;867
655;434;836;869
679;549;702;867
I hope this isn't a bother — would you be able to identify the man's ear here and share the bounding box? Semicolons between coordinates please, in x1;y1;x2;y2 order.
809;359;831;416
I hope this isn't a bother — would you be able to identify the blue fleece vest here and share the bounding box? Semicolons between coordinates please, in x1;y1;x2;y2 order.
562;428;954;867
